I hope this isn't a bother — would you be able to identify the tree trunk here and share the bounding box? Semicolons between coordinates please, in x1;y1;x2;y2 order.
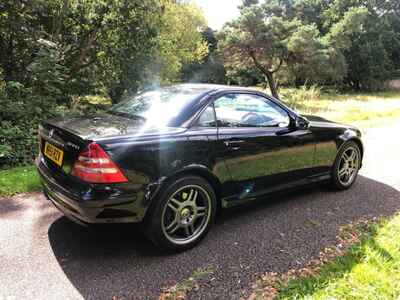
265;71;279;99
108;86;125;104
247;51;281;99
295;77;304;88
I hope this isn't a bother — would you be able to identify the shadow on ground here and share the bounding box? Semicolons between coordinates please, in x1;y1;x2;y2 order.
0;199;27;217
47;176;400;299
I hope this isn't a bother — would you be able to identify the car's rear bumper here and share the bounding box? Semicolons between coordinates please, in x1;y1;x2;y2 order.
36;156;147;224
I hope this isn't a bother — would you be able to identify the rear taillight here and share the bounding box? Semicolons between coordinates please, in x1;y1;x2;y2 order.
71;142;128;183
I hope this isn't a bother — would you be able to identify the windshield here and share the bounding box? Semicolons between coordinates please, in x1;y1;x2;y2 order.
109;87;205;127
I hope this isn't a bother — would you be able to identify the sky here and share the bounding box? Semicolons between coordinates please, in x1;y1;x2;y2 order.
195;0;241;30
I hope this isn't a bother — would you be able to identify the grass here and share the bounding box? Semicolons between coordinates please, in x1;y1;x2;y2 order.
295;95;400;129
271;214;400;300
0;165;41;197
255;86;400;129
290;89;400;128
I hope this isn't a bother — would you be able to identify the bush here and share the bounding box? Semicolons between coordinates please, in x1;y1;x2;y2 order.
0;41;111;169
280;85;321;110
0;82;110;169
0;82;59;168
0;85;110;169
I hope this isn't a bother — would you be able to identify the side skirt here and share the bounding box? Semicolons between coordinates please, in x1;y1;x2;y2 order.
221;172;331;208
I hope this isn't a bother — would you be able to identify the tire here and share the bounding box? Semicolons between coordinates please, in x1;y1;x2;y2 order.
145;176;217;252
329;141;361;190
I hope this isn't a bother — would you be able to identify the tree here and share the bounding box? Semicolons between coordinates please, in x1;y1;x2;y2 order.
219;2;301;98
0;0;166;103
290;0;400;90
322;0;400;90
287;6;368;87
219;0;370;97
181;27;226;84
0;0;211;104
91;0;165;102
154;1;209;85
0;0;52;83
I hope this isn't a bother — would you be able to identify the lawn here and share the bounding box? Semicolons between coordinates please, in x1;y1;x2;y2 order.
280;88;400;129
0;165;41;197
264;214;400;300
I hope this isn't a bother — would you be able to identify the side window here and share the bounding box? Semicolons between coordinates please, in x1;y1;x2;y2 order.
214;93;290;128
197;104;216;127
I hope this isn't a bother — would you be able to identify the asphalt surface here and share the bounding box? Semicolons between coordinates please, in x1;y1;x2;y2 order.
1;122;400;300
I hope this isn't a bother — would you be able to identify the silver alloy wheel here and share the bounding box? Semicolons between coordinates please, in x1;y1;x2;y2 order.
338;146;360;186
161;184;211;245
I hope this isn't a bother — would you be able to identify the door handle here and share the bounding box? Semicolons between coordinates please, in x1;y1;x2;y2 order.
224;140;244;151
224;140;245;147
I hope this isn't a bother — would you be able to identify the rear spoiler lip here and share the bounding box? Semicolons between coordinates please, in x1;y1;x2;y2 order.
41;120;188;144
40;120;91;142
39;121;91;154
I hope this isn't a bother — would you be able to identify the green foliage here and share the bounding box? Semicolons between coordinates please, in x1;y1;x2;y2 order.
281;85;322;109
218;0;358;98
0;81;109;168
219;0;400;94
314;0;400;91
0;0;209;167
324;7;369;50
0;0;207;104
227;67;264;86
218;3;302;98
0;81;60;168
27;40;71;102
155;1;209;85
92;0;165;102
0;165;40;196
181;28;226;84
285;24;346;85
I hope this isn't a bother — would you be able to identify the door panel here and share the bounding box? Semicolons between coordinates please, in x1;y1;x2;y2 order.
212;92;316;199
218;127;315;198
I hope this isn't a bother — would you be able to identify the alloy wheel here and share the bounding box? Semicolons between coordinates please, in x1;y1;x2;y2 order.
338;146;360;186
161;185;211;245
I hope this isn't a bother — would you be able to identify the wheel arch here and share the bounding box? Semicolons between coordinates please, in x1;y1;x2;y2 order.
338;129;364;160
154;166;223;214
335;136;364;169
349;137;363;158
341;136;364;161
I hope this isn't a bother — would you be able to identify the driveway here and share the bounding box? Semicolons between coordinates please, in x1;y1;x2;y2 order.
1;122;400;300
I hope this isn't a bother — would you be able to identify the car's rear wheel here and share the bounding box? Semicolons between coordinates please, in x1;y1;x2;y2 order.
329;141;361;190
145;176;217;251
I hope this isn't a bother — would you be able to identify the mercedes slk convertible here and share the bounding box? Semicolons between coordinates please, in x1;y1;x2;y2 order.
36;84;363;251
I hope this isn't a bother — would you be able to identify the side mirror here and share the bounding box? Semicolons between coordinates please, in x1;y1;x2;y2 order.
295;116;310;130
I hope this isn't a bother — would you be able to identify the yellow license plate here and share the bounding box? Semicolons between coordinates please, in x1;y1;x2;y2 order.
44;142;64;167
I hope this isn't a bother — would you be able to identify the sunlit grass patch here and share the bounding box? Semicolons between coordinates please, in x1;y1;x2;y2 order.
0;165;41;197
83;95;112;105
304;99;400;127
250;214;400;300
275;88;400;128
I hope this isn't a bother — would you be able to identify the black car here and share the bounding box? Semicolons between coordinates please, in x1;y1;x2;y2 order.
36;84;363;251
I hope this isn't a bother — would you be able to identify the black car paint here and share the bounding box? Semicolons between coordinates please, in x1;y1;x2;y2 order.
36;85;363;224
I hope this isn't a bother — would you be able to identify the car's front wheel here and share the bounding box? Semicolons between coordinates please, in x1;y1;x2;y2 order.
329;141;361;190
145;176;217;251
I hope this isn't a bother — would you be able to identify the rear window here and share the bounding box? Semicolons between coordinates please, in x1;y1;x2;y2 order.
109;87;205;127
